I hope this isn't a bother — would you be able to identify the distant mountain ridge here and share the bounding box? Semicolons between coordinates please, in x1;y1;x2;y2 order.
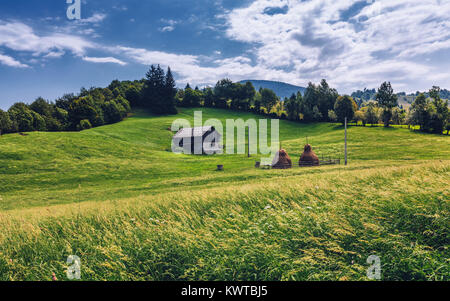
239;80;306;99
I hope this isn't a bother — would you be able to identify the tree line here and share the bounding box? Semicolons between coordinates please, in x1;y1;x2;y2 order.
1;64;449;135
0;80;144;135
407;87;450;134
175;78;341;123
349;85;449;134
0;65;177;135
172;75;449;134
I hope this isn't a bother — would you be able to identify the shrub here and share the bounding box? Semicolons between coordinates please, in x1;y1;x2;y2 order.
53;107;69;128
68;96;104;129
269;107;278;118
260;107;268;115
328;110;337;122
365;103;379;126
391;108;406;125
102;101;123;124
354;110;366;126
279;111;288;120
30;111;47;131
115;96;131;114
77;119;92;131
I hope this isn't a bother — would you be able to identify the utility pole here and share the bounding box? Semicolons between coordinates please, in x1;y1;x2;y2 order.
345;117;348;166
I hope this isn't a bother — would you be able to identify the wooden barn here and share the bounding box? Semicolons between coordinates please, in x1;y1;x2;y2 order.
173;126;222;155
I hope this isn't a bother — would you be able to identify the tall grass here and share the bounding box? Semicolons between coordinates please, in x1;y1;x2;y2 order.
1;108;449;211
0;108;448;280
0;162;448;281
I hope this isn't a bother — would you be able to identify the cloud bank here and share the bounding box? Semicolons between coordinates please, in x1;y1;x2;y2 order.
222;0;450;92
0;1;449;93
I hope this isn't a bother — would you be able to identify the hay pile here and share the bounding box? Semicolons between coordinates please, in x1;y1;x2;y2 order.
299;144;320;166
272;149;292;169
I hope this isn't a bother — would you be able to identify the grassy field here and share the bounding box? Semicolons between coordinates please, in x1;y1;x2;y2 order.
0;108;449;281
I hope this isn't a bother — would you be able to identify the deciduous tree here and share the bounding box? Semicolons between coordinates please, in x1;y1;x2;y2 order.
0;109;12;135
334;95;357;125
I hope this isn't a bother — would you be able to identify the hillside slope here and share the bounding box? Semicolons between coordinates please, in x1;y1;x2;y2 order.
0;108;448;211
0;108;449;281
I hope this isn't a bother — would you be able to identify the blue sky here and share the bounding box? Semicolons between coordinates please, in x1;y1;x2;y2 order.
1;0;450;109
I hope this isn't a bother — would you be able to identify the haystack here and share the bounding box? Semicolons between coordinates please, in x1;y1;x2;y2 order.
272;149;292;169
299;144;320;166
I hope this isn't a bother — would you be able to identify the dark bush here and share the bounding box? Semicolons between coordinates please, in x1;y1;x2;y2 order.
77;119;92;131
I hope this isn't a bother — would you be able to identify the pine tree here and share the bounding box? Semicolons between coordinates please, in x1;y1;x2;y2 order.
141;65;177;114
285;93;301;121
203;88;214;107
164;67;178;114
376;82;398;127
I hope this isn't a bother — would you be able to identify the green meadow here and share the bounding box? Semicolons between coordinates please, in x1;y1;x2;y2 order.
0;108;449;280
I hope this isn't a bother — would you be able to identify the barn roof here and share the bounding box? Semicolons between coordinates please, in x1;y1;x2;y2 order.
173;126;216;138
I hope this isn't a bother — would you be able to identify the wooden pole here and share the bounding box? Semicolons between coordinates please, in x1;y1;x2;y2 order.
345;117;348;166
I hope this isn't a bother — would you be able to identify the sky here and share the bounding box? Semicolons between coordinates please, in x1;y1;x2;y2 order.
0;0;449;109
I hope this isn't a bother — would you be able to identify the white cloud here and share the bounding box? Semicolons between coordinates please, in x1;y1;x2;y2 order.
159;26;175;32
112;46;199;66
0;19;125;68
82;56;127;66
43;50;65;58
112;5;128;12
0;21;95;56
111;46;297;86
111;0;450;91
0;53;28;68
221;0;450;92
2;1;450;92
77;13;107;24
159;19;179;32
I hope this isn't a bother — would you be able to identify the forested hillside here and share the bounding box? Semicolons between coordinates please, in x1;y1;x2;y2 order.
239;80;306;99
